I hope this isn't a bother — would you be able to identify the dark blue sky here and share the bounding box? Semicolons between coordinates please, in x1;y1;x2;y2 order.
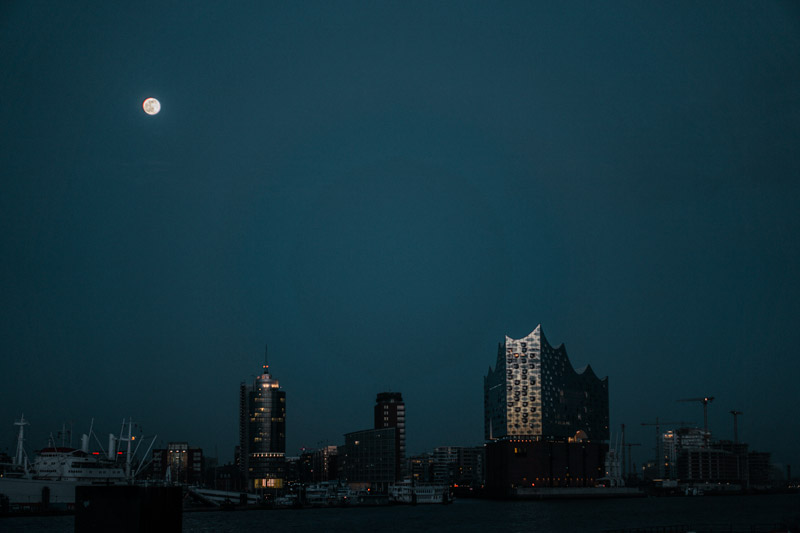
2;2;799;470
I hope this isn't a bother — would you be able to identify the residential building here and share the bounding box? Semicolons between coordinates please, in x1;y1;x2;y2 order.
374;392;405;480
433;446;459;484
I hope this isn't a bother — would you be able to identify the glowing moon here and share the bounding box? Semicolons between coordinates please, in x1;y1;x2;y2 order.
142;97;161;115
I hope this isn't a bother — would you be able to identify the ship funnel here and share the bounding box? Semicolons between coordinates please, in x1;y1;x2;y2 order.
81;434;89;454
108;434;117;459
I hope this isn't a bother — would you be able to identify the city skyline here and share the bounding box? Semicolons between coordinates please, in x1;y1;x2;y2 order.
2;2;799;473
1;334;789;474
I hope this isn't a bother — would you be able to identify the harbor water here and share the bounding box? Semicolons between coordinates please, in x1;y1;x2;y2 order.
2;493;798;532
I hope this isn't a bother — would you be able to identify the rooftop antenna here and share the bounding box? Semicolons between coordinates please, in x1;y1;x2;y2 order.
263;344;269;374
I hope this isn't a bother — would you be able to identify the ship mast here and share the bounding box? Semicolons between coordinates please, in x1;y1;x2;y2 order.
126;418;132;480
116;418;135;481
14;414;29;469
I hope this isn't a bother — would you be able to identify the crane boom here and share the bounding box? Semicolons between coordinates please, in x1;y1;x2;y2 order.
729;410;743;445
640;418;694;478
677;396;714;447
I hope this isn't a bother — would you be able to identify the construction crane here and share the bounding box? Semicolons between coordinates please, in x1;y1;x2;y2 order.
621;424;626;478
677;396;714;447
641;417;694;478
730;410;743;445
623;442;641;480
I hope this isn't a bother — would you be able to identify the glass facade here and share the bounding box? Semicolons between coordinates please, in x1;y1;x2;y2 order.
343;428;397;484
484;324;609;441
239;364;286;490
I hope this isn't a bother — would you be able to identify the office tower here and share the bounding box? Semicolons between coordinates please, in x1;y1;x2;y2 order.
484;324;609;441
374;392;405;480
343;428;397;484
239;358;286;490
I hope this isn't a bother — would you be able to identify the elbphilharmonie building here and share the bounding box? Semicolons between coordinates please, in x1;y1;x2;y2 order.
484;324;609;442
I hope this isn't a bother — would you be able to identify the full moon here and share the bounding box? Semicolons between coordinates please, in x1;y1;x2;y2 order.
142;97;161;115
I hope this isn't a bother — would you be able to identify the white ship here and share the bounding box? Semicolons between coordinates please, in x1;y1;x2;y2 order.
0;415;155;510
303;481;357;506
390;480;453;504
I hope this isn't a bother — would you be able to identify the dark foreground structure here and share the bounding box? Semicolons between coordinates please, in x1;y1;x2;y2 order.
75;485;182;532
486;438;607;493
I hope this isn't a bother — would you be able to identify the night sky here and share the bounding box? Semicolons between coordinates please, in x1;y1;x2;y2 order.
2;2;799;471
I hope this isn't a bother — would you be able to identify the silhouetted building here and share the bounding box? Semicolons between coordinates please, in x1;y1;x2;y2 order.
663;427;707;479
486;438;607;492
662;429;761;484
296;445;340;483
431;446;485;487
239;358;286;490
484;324;609;441
151;442;203;484
456;446;485;487
748;451;772;486
374;392;405;480
296;450;314;484
343;428;396;485
676;448;739;482
408;452;435;483
211;463;244;492
433;446;459;484
709;440;750;483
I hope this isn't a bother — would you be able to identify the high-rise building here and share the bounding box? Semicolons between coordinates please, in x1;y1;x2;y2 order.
239;357;286;490
374;392;405;480
484;324;609;441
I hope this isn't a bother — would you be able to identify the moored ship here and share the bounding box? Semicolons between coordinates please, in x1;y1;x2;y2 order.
390;480;453;504
0;415;152;511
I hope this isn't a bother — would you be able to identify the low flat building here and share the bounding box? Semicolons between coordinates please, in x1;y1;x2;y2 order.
676;447;739;483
